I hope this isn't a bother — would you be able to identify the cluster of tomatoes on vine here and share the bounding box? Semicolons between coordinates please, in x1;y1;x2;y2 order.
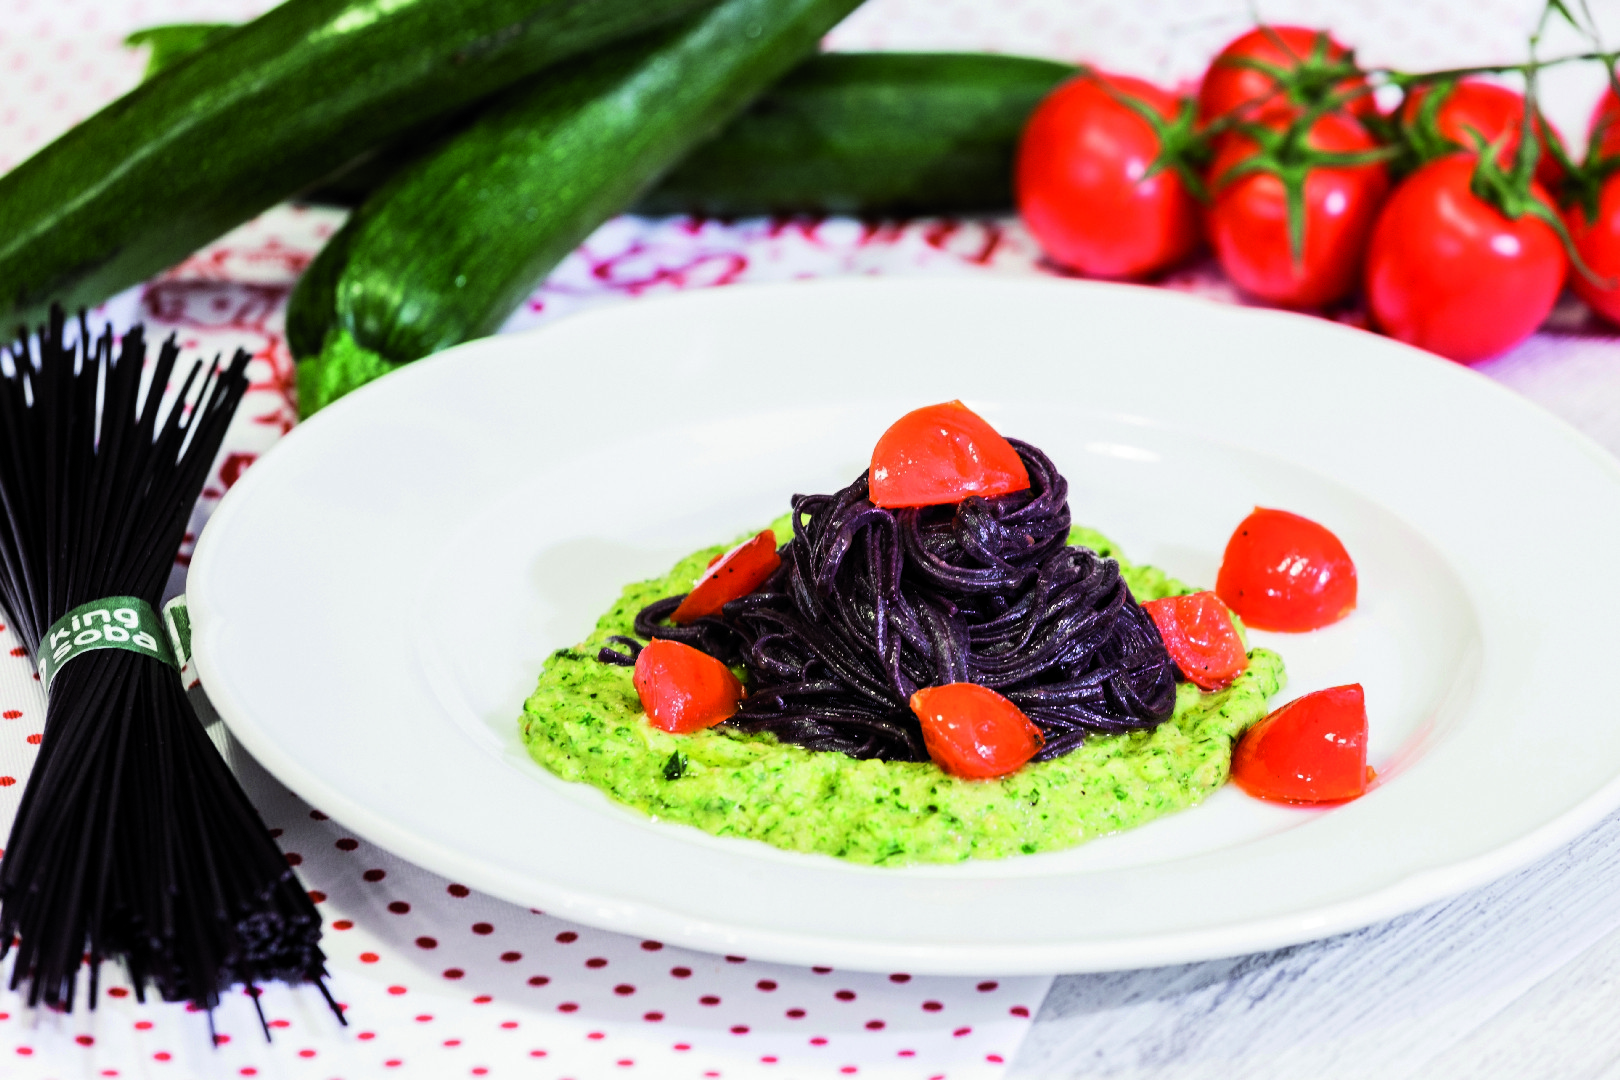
1016;22;1620;364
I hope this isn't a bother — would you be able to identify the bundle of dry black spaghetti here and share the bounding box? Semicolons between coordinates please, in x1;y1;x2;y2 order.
0;307;331;1017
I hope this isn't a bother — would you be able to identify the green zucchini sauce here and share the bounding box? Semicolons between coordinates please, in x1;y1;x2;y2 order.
519;525;1284;865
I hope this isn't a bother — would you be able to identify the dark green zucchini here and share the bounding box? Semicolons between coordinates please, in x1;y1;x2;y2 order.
125;28;1073;216
123;24;237;80
303;53;1074;213
638;52;1073;216
289;0;865;414
0;0;714;325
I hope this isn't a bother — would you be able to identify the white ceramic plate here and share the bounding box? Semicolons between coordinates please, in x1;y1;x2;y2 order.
190;277;1620;975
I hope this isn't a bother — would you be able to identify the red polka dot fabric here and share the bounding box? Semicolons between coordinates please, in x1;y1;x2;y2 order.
0;0;1608;1076
0;686;1046;1080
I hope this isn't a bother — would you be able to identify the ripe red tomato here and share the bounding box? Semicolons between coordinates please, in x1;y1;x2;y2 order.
1017;72;1201;279
909;682;1044;780
1588;87;1620;161
672;530;781;624
1230;684;1370;804
1142;591;1248;690
1206;112;1389;309
633;639;744;735
1198;26;1373;127
1399;80;1565;190
1568;173;1620;327
1364;155;1565;363
1215;508;1356;633
869;401;1029;509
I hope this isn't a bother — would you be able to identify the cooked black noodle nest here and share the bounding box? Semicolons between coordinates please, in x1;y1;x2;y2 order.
611;441;1180;763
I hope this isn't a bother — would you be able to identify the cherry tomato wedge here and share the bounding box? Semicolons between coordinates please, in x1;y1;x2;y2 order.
1142;591;1248;690
1215;508;1356;632
909;682;1044;780
869;401;1030;509
671;530;781;624
633;639;744;735
1230;683;1370;804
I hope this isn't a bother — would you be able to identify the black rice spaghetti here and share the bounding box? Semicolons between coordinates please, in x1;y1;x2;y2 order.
0;309;333;1021
609;440;1179;762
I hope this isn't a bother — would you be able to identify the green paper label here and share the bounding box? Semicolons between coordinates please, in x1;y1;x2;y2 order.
162;596;198;689
163;596;193;670
39;596;177;690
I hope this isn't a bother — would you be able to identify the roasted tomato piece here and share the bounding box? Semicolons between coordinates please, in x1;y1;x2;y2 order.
909;682;1044;780
1142;591;1248;690
1215;507;1357;632
1230;683;1370;804
633;639;744;735
870;401;1030;509
671;529;781;624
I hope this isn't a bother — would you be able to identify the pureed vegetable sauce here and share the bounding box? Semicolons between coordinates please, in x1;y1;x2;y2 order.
520;523;1285;863
520;406;1311;863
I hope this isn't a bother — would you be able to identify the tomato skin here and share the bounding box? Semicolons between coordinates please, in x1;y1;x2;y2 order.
1215;508;1356;633
1142;591;1248;690
1399;79;1564;190
909;682;1044;780
1364;155;1565;363
1230;684;1369;804
671;529;781;624
632;639;744;735
1016;72;1201;279
1206;112;1389;309
1588;88;1620;161
1198;26;1372;127
1569;173;1620;328
869;401;1029;509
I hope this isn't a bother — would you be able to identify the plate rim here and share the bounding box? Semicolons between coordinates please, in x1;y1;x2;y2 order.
192;275;1620;974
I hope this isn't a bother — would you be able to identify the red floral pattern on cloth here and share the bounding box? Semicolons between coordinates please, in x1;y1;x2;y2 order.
4;0;1620;1077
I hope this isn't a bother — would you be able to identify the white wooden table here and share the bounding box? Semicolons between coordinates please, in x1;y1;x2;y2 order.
1015;806;1620;1078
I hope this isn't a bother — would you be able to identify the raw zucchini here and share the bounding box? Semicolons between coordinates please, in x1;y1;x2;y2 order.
289;0;865;414
304;53;1074;213
0;0;715;325
637;52;1074;216
123;24;237;80
126;27;1072;216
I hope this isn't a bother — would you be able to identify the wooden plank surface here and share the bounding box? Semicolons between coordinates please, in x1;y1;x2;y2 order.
1013;807;1620;1079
